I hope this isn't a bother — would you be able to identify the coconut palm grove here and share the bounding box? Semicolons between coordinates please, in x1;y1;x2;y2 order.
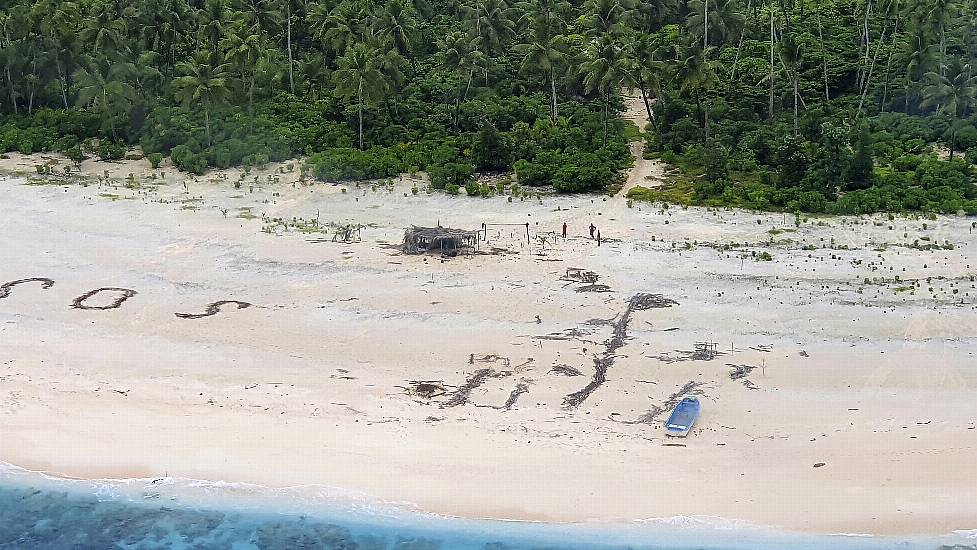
0;0;975;214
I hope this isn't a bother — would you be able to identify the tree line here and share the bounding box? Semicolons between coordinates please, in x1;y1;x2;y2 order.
0;0;974;211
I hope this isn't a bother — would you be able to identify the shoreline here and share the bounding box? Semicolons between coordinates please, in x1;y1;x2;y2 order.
0;155;975;539
2;460;974;548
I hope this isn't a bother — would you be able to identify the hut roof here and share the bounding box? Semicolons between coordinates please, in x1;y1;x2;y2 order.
402;225;479;255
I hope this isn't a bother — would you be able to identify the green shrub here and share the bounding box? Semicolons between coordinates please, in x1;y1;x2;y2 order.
96;141;126;160
430;162;474;190
148;153;163;169
307;147;403;181
65;146;86;163
171;144;207;174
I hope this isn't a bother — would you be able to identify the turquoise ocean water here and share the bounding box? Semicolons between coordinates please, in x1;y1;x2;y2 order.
0;462;973;550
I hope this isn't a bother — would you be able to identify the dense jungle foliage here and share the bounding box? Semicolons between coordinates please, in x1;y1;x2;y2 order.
0;0;975;212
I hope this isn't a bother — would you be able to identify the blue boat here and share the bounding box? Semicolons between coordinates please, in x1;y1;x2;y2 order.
664;396;701;437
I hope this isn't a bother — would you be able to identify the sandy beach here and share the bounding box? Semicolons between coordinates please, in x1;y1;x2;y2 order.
0;149;975;537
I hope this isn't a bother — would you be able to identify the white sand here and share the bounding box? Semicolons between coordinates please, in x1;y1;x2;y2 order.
0;150;975;536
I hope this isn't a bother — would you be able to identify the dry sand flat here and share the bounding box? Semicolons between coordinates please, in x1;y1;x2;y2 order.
0;159;975;536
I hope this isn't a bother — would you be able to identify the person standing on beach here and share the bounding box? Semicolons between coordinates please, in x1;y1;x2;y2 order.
589;223;596;238
597;230;601;246
562;222;567;239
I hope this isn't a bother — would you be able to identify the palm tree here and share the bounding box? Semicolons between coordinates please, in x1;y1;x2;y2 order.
623;32;668;127
309;0;369;57
296;51;330;96
221;22;277;120
73;57;137;140
137;0;191;76
674;43;719;142
200;0;233;59
582;0;635;37
375;0;418;58
375;45;409;121
928;0;954;76
779;34;804;135
29;0;80;109
172;52;232;146
921;59;976;160
632;0;678;32
439;31;486;126
877;0;905;111
280;0;307;94
234;0;284;36
333;42;387;149
461;0;517;85
515;0;572;28
580;33;628;143
79;6;126;56
514;14;568;122
902;29;935;112
687;0;744;48
0;8;26;115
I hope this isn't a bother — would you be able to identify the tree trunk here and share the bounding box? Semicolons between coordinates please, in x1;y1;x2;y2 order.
455;68;474;129
549;68;558;123
703;0;709;48
857;25;886;118
704;103;710;142
881;14;899;112
640;84;654;125
793;74;798;136
940;24;946;76
817;4;829;100
949;125;955;161
56;57;69;109
248;78;256;131
858;0;872;90
695;88;705;135
728;0;752;92
769;3;775;120
454;96;460;130
358;79;364;150
463;67;473;101
287;2;295;94
602;91;608;145
205;107;212;147
5;64;17;115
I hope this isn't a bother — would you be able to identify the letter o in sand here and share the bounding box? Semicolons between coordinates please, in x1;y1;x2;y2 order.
71;288;138;310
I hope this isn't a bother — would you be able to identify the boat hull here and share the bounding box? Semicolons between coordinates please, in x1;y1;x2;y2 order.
664;397;701;437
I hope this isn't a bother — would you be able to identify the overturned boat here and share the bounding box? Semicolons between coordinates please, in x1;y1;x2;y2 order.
664;396;701;437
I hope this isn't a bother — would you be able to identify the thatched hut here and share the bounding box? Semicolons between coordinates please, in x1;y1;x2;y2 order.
402;226;479;256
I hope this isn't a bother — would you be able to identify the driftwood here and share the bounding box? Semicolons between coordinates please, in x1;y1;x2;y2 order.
563;293;679;409
728;364;757;380
0;278;55;300
562;268;611;293
332;223;364;243
619;380;707;425
550;365;583;376
407;381;447;399
441;368;506;408
475;381;530;411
